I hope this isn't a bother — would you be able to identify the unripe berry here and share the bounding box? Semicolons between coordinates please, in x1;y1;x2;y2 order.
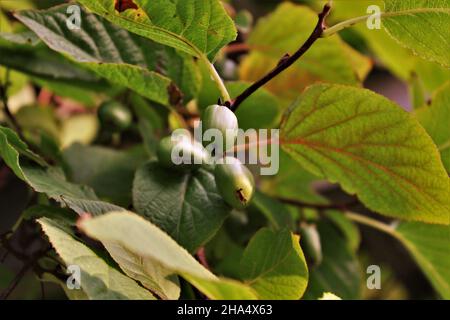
157;134;210;171
214;157;255;210
201;104;238;155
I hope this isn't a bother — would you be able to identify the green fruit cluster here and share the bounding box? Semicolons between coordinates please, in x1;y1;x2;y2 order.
156;104;255;210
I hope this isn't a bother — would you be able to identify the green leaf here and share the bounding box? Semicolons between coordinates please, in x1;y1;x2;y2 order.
248;191;294;230
133;161;231;252
63;144;148;206
303;221;361;300
324;210;361;252
415;82;450;173
22;205;77;225
130;94;164;156
0;126;114;214
326;0;450;88
394;221;450;299
280;84;450;225
383;0;450;67
60;197;124;216
240;228;308;299
260;150;328;205
239;2;371;100
0;45;101;83
79;211;258;299
21;166;98;203
77;0;236;61
100;241;181;300
38;217;155;300
15;5;179;106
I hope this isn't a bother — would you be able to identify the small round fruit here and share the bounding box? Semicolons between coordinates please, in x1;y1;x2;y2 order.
98;101;132;131
214;157;255;210
201;104;238;154
299;223;322;266
157;134;210;171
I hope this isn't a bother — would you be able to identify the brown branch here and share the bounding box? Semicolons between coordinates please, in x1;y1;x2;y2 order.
222;42;251;54
229;3;332;111
0;247;49;300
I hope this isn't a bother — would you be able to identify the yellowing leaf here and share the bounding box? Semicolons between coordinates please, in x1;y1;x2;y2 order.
38;217;155;300
280;84;450;225
79;211;259;300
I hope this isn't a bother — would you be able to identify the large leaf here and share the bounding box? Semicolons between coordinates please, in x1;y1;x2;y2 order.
280;84;450;225
394;221;450;299
38;217;155;300
77;0;236;61
133;161;231;252
239;3;371;100
79;211;258;299
0;126;124;216
63;144;148;206
415;82;450;173
240;228;308;299
0;45;102;85
15;4;199;105
383;0;450;68
248;191;295;231
303;220;361;300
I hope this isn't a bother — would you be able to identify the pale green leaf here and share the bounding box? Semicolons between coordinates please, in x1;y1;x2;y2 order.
383;0;450;67
415;82;450;173
101;241;180;300
240;228;308;299
38;217;155;300
77;0;236;61
133;161;231;252
79;211;258;299
281;84;450;224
